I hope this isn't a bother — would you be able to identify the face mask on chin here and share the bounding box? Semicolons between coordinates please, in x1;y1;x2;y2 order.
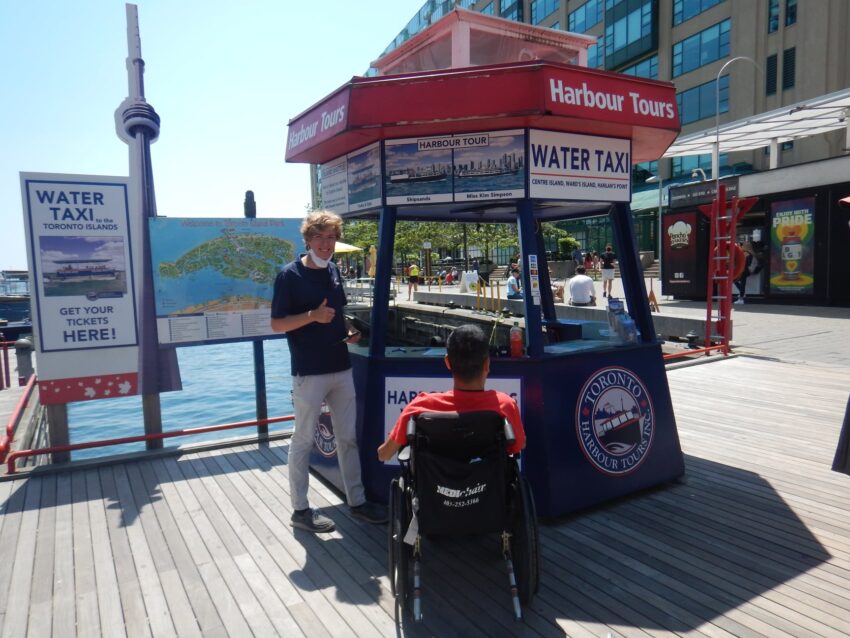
307;248;331;268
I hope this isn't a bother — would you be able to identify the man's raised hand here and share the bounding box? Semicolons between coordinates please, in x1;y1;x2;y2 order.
310;298;335;324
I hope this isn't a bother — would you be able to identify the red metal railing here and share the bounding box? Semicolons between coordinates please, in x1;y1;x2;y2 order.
662;344;726;361
0;373;37;464
5;412;295;474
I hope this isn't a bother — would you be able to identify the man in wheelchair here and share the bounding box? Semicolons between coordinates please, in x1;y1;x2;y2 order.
377;323;525;461
377;324;539;622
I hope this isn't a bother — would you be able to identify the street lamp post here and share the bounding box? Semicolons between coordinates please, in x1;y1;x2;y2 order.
714;56;759;194
646;174;663;261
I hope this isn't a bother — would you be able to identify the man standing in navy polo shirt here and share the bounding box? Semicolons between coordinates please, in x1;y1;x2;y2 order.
271;210;386;533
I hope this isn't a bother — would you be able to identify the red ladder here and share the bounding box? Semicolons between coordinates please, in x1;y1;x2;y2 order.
698;185;758;353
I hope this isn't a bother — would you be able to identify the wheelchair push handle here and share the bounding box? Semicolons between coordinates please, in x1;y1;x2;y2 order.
503;418;516;446
407;416;417;438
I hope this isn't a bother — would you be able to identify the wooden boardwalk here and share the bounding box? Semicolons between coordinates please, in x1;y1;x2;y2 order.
1;355;849;637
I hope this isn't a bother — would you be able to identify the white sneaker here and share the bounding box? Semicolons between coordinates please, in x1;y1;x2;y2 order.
734;298;744;305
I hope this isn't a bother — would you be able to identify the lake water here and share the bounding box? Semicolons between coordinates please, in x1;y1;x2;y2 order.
67;339;295;459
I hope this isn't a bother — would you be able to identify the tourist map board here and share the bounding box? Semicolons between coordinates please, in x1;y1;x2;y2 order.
149;217;302;345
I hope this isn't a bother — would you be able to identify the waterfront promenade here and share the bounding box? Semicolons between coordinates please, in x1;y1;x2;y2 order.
1;290;849;636
406;274;850;367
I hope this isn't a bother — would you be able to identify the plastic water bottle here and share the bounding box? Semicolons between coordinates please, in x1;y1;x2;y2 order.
510;322;524;358
620;316;638;343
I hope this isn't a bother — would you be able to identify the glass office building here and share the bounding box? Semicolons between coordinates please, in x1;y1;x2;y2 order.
378;0;850;182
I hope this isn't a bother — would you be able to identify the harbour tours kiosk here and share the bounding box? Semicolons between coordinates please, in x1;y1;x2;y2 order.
285;9;685;518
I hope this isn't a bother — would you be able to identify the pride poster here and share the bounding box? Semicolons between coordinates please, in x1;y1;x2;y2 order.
769;197;815;295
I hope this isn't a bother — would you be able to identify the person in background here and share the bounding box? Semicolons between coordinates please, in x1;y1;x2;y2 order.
600;244;617;298
568;265;596;306
552;285;564;303
407;261;420;300
735;241;761;304
549;265;564;302
377;324;525;462
271;210;386;533
571;246;583;268
507;266;523;300
583;251;593;272
592;250;600;276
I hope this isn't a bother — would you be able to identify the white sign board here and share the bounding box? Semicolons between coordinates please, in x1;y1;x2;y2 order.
528;130;631;202
21;174;138;352
319;155;348;215
20;172;140;404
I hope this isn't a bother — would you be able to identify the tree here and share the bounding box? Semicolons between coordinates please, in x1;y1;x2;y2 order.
338;217;578;268
341;219;378;249
466;223;518;265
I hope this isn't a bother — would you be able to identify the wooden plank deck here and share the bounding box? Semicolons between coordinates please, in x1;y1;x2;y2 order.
1;355;849;637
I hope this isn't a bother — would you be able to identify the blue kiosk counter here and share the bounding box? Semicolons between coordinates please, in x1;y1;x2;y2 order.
286;15;685;518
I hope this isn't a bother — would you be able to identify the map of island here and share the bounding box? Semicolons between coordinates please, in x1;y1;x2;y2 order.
150;218;303;345
159;229;293;286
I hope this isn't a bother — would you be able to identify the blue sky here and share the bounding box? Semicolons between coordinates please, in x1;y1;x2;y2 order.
1;1;421;269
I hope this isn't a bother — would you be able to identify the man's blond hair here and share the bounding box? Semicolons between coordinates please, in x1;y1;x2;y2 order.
301;210;342;245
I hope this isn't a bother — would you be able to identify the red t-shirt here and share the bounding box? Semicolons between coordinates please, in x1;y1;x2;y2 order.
388;389;525;454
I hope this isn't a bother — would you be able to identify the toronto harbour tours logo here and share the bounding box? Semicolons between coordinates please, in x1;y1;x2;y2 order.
313;415;337;458
576;367;654;475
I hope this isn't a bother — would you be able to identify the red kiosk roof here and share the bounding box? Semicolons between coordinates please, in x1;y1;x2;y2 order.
285;61;680;166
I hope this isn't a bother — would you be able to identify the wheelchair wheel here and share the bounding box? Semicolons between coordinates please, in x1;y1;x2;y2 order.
511;474;540;605
389;477;414;608
388;478;400;597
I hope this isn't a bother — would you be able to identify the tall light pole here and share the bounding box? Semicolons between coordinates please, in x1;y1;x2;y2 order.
714;56;759;193
646;174;663;262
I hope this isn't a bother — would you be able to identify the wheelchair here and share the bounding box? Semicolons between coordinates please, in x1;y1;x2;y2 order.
387;410;540;622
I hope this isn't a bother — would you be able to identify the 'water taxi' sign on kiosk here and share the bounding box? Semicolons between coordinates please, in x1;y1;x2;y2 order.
528;130;631;202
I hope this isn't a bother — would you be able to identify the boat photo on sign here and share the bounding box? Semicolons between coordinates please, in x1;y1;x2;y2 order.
453;129;525;201
40;239;127;298
385;134;454;205
347;142;382;211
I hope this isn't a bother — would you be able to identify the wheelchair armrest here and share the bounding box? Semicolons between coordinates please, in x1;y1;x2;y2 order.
398;446;411;462
503;418;516;446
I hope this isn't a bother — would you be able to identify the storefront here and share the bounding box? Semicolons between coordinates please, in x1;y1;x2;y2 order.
662;155;850;306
